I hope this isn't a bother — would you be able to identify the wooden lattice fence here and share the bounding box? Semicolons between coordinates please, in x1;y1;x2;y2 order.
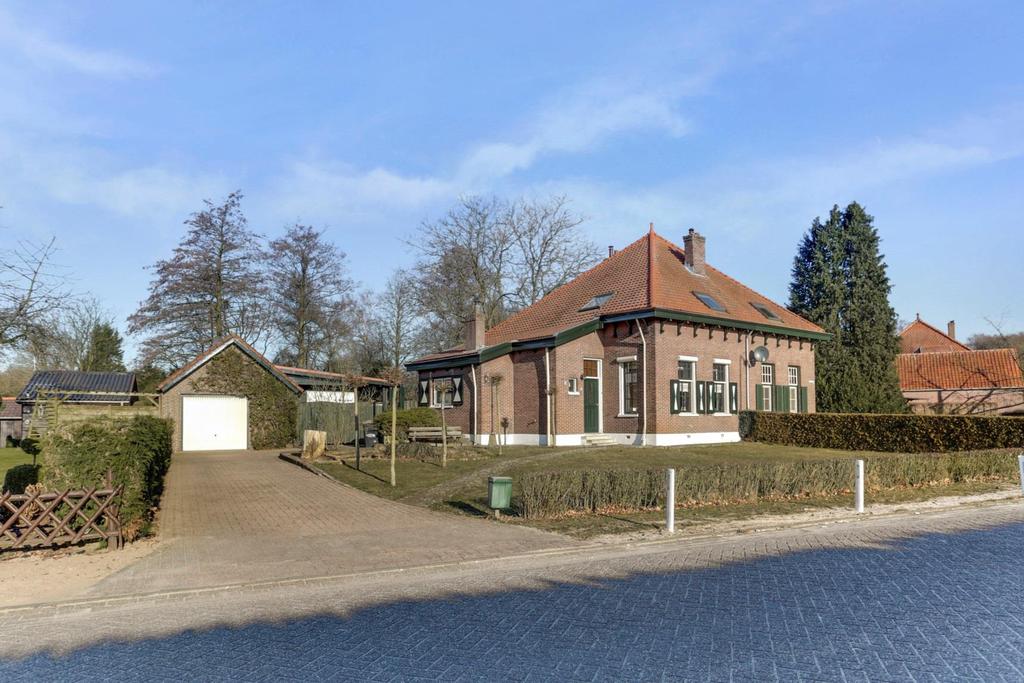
0;485;123;552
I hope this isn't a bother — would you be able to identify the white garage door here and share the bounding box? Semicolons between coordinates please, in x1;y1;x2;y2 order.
182;395;248;451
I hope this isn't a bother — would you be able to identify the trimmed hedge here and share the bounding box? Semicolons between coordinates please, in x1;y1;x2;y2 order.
374;407;440;441
740;411;1024;453
517;451;1021;518
40;415;173;540
2;463;40;494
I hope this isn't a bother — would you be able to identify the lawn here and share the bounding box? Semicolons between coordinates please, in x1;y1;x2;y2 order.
315;442;1020;538
0;446;35;487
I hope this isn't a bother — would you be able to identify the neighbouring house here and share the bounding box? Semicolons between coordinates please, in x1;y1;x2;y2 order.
897;316;1024;415
276;365;393;408
158;336;303;452
406;228;829;447
16;370;142;438
0;397;23;443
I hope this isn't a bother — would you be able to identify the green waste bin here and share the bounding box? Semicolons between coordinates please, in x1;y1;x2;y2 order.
488;476;512;510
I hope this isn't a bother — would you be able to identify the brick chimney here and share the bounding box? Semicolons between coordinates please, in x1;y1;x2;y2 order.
608;245;615;258
947;320;956;340
683;228;706;276
464;303;486;350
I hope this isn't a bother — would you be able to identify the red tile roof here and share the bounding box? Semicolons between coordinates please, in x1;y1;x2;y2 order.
0;397;20;419
483;229;825;346
897;349;1023;391
899;318;969;354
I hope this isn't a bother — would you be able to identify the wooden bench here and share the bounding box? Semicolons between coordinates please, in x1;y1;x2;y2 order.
408;426;463;443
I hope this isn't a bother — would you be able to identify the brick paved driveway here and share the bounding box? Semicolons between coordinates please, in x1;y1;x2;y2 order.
89;450;571;597
2;502;1023;680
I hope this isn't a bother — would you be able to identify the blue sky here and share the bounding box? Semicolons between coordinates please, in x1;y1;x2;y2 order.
1;1;1022;361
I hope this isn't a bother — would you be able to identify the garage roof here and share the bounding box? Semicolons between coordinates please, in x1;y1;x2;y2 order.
158;335;303;395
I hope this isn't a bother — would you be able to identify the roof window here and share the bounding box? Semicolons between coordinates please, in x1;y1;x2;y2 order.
693;292;726;313
751;302;781;321
579;292;613;312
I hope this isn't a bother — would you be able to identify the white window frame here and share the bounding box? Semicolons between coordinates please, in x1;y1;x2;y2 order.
430;378;454;408
567;377;579;395
761;364;774;412
675;356;697;415
788;366;800;413
618;357;639;417
712;360;730;415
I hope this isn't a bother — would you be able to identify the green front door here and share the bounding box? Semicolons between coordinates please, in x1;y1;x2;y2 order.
583;378;600;433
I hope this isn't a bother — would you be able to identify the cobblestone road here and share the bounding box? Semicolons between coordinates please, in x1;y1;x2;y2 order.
2;502;1022;681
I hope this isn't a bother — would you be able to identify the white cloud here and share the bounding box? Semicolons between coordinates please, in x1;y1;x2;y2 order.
0;8;158;79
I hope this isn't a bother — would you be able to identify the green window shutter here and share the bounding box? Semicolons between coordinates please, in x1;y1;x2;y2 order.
696;381;705;414
799;386;808;413
755;385;764;411
729;382;738;414
775;384;789;413
669;380;679;414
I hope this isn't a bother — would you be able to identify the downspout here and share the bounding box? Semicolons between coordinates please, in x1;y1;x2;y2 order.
637;319;648;446
469;364;479;445
544;348;552;447
744;332;751;410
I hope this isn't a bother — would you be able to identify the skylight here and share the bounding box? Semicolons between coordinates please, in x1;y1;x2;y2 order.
579;292;613;312
751;302;781;321
693;292;726;313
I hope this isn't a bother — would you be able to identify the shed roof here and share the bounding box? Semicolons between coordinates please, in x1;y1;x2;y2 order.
17;371;137;404
897;349;1024;391
1;397;21;419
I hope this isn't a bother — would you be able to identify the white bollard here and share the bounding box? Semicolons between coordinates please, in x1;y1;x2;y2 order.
1018;455;1024;496
855;459;865;513
666;468;676;533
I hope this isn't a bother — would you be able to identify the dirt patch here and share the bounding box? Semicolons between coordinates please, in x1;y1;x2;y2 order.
0;539;160;608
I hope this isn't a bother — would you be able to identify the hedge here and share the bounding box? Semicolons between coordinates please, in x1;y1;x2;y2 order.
517;451;1022;518
374;407;440;441
40;415;173;540
740;411;1024;453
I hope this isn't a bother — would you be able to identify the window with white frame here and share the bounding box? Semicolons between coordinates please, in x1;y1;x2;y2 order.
567;377;579;395
619;359;639;415
431;378;453;408
787;366;800;413
675;359;695;413
712;362;729;413
760;363;774;412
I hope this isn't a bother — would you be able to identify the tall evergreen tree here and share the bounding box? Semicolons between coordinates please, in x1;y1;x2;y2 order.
82;322;126;372
789;202;905;413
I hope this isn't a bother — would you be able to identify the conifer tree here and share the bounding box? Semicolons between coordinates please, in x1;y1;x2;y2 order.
789;202;905;413
82;322;126;372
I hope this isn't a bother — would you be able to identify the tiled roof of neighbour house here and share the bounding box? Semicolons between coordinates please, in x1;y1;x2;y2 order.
157;335;303;394
274;365;391;388
899;318;970;354
16;371;138;403
897;349;1024;391
484;229;826;345
407;229;826;368
1;397;21;419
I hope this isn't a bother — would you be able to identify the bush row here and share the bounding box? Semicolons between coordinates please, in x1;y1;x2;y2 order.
374;407;440;441
40;415;173;540
516;451;1022;518
740;411;1024;453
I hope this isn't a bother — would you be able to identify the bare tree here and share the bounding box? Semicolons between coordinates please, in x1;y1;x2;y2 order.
0;237;68;356
409;195;596;352
129;191;269;368
505;196;598;309
267;224;355;368
29;297;109;370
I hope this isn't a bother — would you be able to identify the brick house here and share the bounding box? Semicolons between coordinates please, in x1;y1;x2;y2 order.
897;316;1024;415
406;228;829;446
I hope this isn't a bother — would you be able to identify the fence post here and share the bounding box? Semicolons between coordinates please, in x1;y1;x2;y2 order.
855;459;865;513
1018;454;1024;496
666;468;676;533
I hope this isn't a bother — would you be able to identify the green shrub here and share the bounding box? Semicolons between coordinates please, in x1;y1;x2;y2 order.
517;451;1022;518
19;436;40;456
40;415;173;540
374;407;440;441
6;434;20;448
740;411;1024;453
2;463;39;494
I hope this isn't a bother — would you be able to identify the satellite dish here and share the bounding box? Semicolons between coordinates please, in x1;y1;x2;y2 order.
750;346;770;364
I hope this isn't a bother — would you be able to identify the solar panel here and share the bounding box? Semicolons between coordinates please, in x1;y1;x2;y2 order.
693;292;726;312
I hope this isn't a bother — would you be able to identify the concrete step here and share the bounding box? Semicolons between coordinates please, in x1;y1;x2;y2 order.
582;434;617;447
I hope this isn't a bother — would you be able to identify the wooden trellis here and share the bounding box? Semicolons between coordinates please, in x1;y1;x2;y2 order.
0;485;123;551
